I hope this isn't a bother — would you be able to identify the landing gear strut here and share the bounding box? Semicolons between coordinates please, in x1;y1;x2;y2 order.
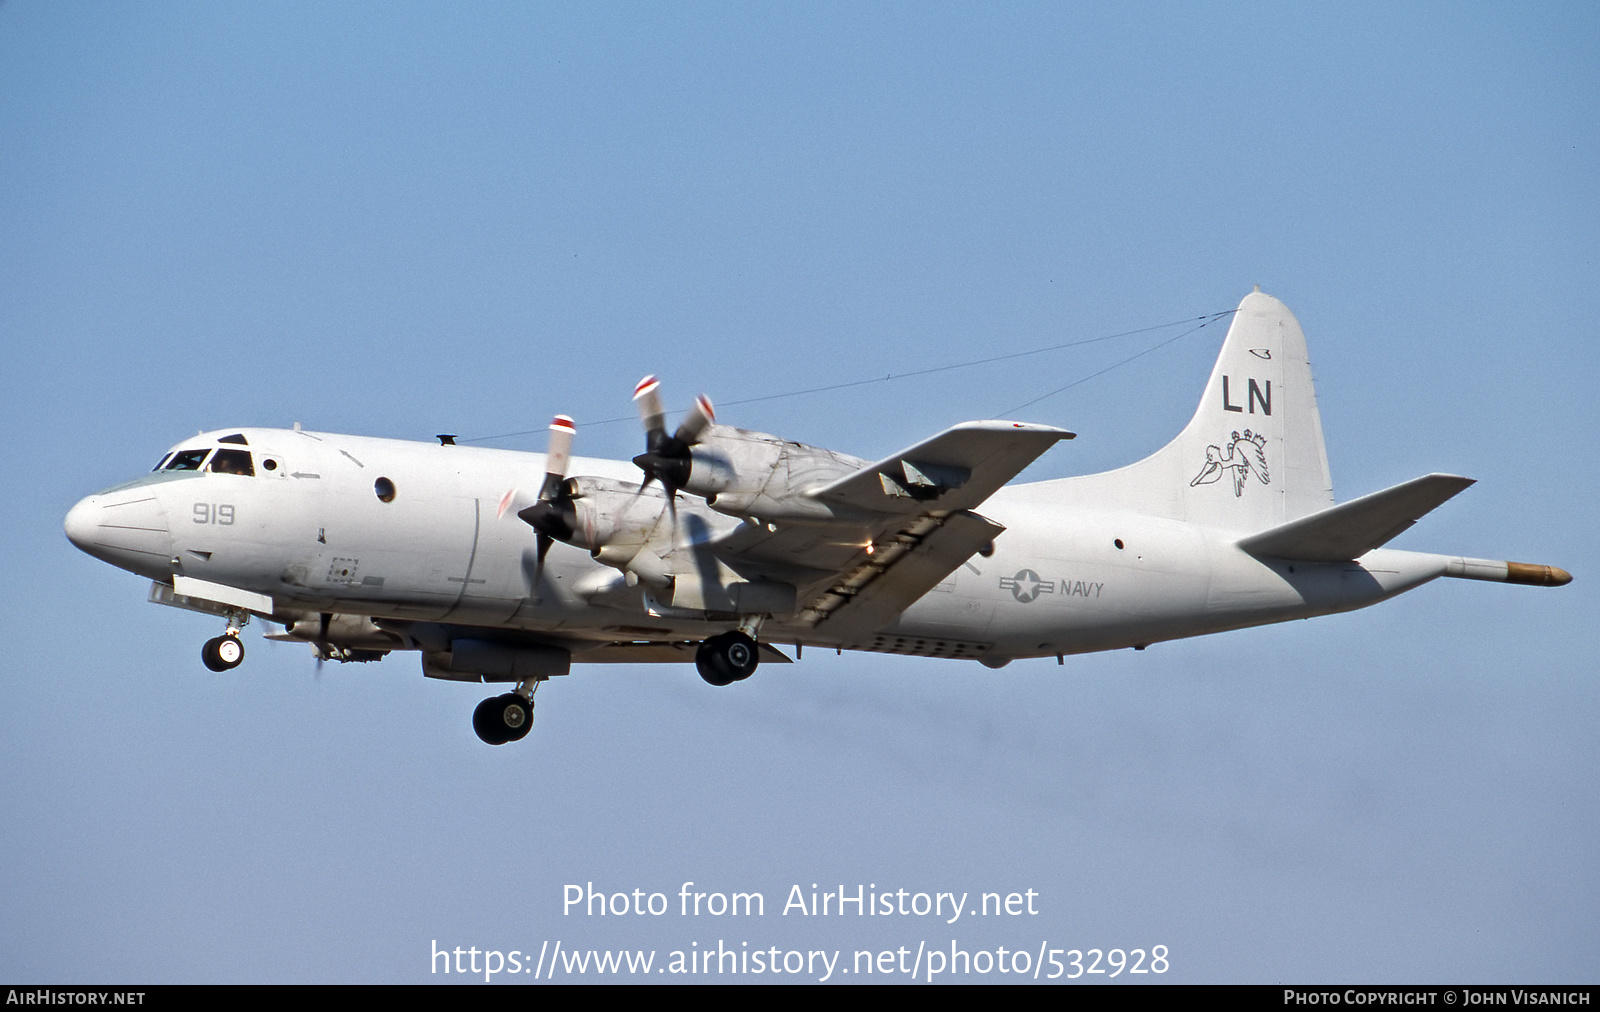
473;681;539;745
696;630;760;686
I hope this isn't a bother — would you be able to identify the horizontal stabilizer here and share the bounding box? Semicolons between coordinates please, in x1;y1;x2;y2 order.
1237;473;1475;562
813;421;1073;516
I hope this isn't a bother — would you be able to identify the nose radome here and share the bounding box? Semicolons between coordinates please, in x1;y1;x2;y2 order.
64;495;100;551
64;490;173;575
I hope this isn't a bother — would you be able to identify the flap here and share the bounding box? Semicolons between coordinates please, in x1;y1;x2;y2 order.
799;510;1005;631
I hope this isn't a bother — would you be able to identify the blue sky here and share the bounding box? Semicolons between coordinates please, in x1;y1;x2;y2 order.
2;2;1595;983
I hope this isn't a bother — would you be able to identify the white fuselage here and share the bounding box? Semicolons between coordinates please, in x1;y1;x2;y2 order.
65;426;1450;666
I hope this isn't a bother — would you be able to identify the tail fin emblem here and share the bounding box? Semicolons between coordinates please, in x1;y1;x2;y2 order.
1190;430;1271;497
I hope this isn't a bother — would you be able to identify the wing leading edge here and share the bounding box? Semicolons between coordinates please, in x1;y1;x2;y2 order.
810;420;1073;516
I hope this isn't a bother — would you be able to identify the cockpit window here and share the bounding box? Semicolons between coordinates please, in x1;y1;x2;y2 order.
152;453;174;472
164;449;211;471
208;449;255;476
218;433;249;445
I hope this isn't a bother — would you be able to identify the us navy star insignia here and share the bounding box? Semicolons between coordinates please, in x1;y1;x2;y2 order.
999;568;1054;603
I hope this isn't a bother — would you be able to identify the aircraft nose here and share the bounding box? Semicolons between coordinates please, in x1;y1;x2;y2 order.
64;488;173;575
63;495;98;551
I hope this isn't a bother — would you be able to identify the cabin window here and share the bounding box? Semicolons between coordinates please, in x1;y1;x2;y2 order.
164;449;211;471
208;449;255;476
374;477;396;502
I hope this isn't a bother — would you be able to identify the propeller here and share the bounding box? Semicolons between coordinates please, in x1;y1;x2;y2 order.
314;611;331;675
517;415;578;581
630;375;714;503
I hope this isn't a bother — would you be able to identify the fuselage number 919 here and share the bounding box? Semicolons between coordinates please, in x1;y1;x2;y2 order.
193;503;235;525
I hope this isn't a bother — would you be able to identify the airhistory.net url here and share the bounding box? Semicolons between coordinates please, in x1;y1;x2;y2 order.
430;939;1169;982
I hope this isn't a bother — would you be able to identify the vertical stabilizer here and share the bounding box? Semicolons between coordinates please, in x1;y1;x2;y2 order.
1050;291;1334;531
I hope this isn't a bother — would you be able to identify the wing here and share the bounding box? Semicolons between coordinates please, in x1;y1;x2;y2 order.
808;420;1073;515
794;509;1004;631
703;420;1071;630
514;415;1071;641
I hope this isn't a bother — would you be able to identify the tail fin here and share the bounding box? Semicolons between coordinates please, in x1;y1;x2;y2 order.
1053;290;1334;531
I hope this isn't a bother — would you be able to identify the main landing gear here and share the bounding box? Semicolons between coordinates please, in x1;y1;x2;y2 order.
201;610;249;672
471;625;766;743
696;630;760;686
473;680;538;745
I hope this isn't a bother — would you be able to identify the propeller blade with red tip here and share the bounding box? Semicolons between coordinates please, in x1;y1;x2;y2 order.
630;377;714;498
674;394;715;445
633;376;666;448
519;415;580;583
540;415;575;500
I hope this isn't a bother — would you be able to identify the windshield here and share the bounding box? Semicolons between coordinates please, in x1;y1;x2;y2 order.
164;449;211;471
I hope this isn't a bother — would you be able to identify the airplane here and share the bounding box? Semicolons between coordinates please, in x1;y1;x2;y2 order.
63;291;1571;745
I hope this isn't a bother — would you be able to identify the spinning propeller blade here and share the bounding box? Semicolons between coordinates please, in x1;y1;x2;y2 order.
313;611;331;674
518;415;579;583
630;376;714;501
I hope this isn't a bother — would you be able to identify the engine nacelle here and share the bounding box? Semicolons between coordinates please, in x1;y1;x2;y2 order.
679;425;866;523
280;613;402;650
559;476;673;553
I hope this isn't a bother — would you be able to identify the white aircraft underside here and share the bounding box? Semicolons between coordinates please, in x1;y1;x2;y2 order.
64;292;1570;744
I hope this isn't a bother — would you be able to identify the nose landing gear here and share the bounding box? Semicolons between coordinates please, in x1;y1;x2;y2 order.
201;634;245;671
201;610;249;672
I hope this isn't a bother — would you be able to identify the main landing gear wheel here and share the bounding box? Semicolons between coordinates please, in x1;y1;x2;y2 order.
201;634;244;672
473;693;533;745
696;631;760;686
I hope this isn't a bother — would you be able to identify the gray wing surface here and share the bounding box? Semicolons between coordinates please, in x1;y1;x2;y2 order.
715;421;1069;629
809;420;1073;516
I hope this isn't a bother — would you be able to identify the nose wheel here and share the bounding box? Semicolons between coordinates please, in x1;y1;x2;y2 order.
473;692;534;745
201;634;245;672
200;609;249;672
696;630;760;686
